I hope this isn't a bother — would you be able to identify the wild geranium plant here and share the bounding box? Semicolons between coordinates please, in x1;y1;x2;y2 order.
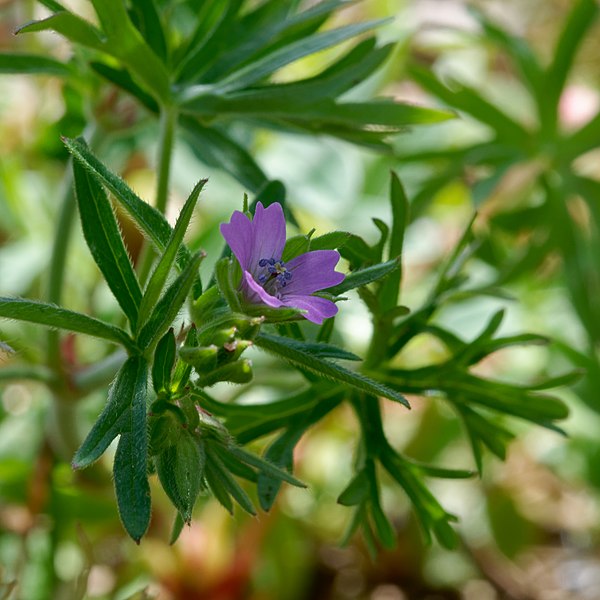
220;201;345;323
0;1;575;589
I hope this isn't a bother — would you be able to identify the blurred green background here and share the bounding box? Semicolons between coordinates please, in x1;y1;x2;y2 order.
2;0;600;598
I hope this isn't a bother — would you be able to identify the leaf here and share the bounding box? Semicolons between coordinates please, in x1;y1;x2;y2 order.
338;469;370;506
310;231;351;251
204;460;234;514
228;445;306;489
64;138;190;268
0;297;133;350
72;356;148;469
0;53;72;76
198;37;392;109
155;432;204;522
73;149;142;329
89;0;170;102
409;65;528;145
169;512;185;545
255;332;410;408
137;252;204;351
380;172;409;312
152;329;176;394
129;0;168;60
175;0;245;83
213;18;391;93
138;179;206;328
17;12;105;51
114;405;151;544
180;118;268;192
263;337;361;361
545;0;599;115
470;7;548;126
90;62;159;113
205;450;256;515
328;259;400;295
256;428;303;511
182;94;454;130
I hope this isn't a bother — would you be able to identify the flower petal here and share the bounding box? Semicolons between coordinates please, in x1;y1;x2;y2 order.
284;250;344;295
248;202;287;273
220;210;254;271
242;271;284;308
282;294;339;324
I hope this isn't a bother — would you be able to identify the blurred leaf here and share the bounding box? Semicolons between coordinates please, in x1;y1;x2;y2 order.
487;486;538;558
470;8;545;115
89;0;170;102
380;172;409;312
338;469;370;506
74;150;142;329
207;18;391;93
0;53;71;76
545;0;599;116
182;94;455;131
90;61;159;113
17;12;105;51
180;117;268;192
0;297;133;349
409;65;529;146
129;0;168;60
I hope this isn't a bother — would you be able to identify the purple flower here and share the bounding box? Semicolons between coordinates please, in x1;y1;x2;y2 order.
220;202;344;324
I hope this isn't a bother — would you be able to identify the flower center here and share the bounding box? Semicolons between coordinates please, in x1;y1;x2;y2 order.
258;258;292;293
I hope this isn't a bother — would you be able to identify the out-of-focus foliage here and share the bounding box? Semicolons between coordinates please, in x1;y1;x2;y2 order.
1;0;599;599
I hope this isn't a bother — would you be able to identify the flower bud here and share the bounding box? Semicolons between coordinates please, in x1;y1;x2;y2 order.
197;358;253;387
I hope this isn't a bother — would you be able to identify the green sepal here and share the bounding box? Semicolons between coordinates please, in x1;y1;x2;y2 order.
215;258;242;311
191;285;223;323
171;326;197;393
152;329;176;395
148;411;181;456
179;345;219;372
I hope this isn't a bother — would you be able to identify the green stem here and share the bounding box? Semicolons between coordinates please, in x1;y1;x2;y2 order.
46;179;75;373
45;126;100;460
137;106;178;285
